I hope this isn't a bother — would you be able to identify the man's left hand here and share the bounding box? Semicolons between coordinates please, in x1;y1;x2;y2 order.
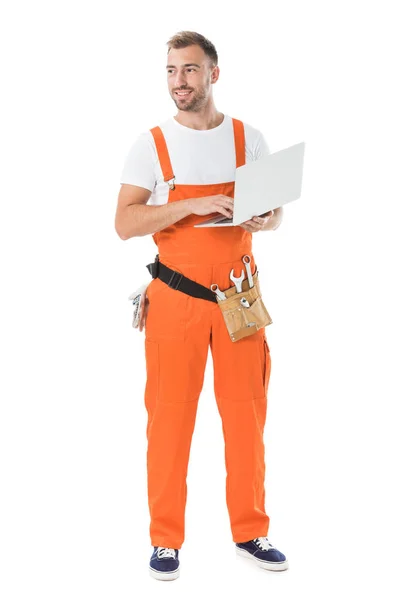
239;210;274;232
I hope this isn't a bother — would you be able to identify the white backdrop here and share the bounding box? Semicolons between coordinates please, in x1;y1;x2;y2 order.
1;0;399;598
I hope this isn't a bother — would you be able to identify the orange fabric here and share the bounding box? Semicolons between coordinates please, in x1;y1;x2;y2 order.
144;118;271;549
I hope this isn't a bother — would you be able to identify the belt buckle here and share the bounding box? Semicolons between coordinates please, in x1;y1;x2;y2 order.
152;254;159;278
168;270;183;290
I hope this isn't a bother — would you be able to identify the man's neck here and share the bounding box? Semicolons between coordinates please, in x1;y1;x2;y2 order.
173;109;224;131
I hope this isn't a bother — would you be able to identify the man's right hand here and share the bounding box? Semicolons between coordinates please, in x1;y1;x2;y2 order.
187;195;234;218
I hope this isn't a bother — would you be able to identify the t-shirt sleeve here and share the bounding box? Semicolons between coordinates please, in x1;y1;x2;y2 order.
253;131;271;160
119;133;156;192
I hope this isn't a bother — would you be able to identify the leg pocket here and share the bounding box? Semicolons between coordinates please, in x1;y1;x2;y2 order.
263;336;271;398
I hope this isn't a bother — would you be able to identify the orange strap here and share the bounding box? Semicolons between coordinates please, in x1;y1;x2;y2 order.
150;117;246;186
232;118;246;168
150;126;175;186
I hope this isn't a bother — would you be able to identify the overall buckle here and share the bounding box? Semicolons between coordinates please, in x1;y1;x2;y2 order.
146;254;160;279
153;254;160;278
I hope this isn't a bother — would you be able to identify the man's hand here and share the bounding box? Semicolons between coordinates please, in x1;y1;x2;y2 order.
138;294;150;332
188;194;234;218
239;210;275;232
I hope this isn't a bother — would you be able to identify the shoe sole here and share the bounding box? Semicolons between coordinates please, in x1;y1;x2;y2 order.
235;546;289;571
149;566;180;581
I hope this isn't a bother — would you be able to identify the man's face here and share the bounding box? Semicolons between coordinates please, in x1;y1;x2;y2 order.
166;45;218;112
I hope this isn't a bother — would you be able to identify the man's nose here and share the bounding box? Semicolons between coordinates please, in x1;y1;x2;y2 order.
174;72;187;88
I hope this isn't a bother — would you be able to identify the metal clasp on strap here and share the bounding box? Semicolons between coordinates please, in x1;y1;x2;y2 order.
167;177;175;190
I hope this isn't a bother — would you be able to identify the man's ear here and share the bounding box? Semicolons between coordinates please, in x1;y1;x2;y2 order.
211;65;220;84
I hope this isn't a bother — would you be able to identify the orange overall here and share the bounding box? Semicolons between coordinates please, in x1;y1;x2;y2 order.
144;118;271;549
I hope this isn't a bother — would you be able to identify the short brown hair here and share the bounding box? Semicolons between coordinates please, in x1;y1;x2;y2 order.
166;31;218;68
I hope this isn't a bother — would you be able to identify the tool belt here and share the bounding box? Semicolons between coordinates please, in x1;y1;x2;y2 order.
146;254;272;342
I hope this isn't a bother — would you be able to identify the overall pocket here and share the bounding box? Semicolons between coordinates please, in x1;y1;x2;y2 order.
263;336;271;397
145;278;188;341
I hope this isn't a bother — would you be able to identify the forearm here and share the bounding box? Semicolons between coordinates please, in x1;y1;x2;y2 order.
261;206;283;231
120;200;193;239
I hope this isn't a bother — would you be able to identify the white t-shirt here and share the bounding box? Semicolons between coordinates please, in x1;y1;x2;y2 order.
119;114;270;206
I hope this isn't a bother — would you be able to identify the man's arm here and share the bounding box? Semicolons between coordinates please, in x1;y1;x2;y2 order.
115;184;193;239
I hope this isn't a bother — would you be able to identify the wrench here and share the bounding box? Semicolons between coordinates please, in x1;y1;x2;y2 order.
242;255;254;289
210;283;227;301
230;268;245;293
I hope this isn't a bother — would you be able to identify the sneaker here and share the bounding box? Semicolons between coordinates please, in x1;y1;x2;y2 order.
149;546;180;580
235;536;289;571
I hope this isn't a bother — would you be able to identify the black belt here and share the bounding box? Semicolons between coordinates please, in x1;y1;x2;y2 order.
146;254;218;303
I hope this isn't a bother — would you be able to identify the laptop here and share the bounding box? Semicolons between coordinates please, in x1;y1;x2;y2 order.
194;141;305;227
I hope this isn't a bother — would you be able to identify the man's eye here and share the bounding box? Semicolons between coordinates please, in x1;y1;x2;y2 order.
167;68;196;74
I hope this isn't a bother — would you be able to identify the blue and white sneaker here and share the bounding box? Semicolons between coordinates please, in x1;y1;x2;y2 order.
149;546;180;580
236;536;289;571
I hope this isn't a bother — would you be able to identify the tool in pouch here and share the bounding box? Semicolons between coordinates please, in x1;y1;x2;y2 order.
210;255;273;343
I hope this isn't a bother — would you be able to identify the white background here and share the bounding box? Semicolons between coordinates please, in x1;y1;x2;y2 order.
1;0;399;598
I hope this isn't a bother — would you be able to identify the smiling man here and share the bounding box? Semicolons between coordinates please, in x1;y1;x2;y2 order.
115;31;287;581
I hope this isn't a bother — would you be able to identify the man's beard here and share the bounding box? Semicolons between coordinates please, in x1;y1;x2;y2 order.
172;87;207;111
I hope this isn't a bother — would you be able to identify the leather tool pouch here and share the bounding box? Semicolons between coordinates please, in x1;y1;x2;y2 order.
216;271;273;342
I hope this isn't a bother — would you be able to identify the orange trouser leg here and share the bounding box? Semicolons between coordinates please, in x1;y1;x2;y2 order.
210;282;272;543
144;258;271;547
144;280;211;549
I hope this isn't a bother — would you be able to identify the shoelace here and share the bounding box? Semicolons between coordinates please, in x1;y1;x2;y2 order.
157;547;176;559
254;536;276;551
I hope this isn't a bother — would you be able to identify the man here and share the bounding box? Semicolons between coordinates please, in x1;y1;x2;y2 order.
115;31;287;581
